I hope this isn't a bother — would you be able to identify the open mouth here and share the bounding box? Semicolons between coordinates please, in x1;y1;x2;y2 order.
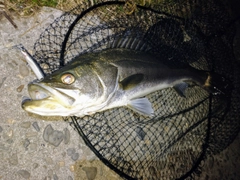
28;84;50;100
21;83;51;106
25;82;75;107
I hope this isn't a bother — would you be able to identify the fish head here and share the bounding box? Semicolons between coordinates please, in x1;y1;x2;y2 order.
22;62;103;117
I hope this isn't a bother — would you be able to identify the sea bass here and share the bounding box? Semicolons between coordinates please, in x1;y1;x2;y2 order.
22;48;227;117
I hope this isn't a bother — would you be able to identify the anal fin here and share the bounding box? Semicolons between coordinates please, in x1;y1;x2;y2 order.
173;82;188;97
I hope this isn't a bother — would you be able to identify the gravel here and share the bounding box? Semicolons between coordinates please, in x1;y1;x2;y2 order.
23;138;30;149
47;130;64;147
71;152;80;161
32;121;40;132
82;167;97;180
67;148;75;156
64;128;70;144
20;121;31;128
43;124;54;142
17;170;31;179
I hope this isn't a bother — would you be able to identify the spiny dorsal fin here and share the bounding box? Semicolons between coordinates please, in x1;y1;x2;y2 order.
107;30;151;52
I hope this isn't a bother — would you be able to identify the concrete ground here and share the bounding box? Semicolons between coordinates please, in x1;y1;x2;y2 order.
0;7;119;180
0;6;239;180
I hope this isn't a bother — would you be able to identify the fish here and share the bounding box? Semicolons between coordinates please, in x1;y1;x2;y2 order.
13;44;45;80
21;48;229;117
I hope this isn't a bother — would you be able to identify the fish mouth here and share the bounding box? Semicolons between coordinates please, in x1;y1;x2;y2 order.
22;82;76;116
28;83;51;100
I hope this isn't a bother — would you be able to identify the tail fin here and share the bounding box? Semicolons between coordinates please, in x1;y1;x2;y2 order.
204;72;233;97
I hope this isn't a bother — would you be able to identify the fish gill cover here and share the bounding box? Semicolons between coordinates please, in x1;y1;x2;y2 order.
32;0;240;179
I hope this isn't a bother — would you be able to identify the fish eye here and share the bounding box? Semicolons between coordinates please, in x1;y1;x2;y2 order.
61;73;75;84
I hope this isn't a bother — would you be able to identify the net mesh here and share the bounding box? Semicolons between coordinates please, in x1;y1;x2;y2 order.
32;0;240;179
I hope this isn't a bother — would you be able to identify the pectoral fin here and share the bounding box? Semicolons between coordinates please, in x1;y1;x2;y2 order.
120;73;144;90
173;82;188;97
128;98;154;116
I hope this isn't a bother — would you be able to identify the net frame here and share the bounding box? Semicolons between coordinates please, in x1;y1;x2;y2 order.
32;1;240;179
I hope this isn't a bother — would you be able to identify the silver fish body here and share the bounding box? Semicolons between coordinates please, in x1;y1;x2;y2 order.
13;44;45;80
22;48;222;117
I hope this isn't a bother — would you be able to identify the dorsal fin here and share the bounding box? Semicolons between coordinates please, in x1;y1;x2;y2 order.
107;29;151;51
